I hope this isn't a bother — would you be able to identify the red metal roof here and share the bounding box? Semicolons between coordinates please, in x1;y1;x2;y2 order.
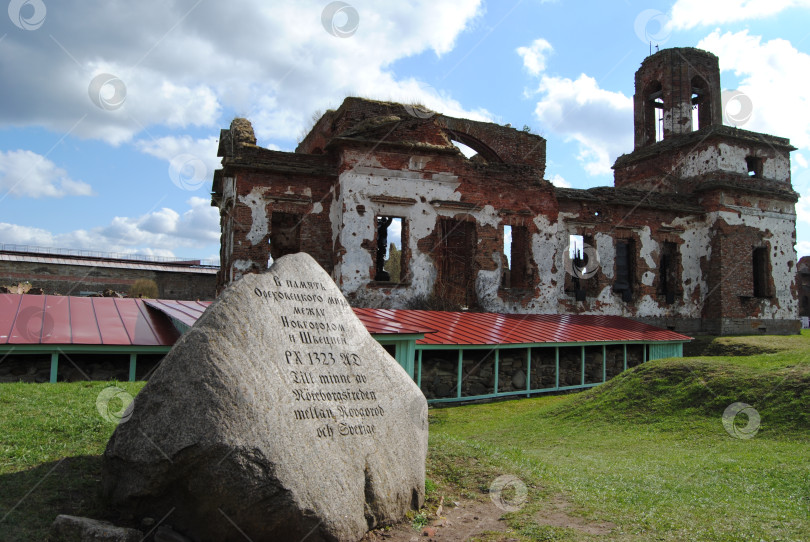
1;294;690;348
353;308;436;336
144;299;211;329
0;294;179;347
355;309;691;345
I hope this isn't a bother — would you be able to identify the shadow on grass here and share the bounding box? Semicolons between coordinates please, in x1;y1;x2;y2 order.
0;455;119;542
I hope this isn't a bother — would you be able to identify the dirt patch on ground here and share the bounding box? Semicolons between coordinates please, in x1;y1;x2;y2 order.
362;498;514;541
534;494;616;535
362;493;616;541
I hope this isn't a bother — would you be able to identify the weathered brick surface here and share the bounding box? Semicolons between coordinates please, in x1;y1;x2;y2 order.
211;48;799;335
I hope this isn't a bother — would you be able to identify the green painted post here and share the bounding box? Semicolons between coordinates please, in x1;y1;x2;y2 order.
49;353;58;383
525;347;532;394
456;349;463;399
493;350;500;394
602;345;607;382
417;350;423;388
129;353;137;382
555;347;559;389
580;346;585;386
644;344;648;363
623;344;628;371
405;341;416;379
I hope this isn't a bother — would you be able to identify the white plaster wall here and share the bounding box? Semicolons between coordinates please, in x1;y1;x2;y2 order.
638;226;658;287
763;154;791;181
681;146;720;178
328;161;793;320
333;163;462;305
667;216;712;317
475;213;568;314
237;186;270;246
706;208;797;319
680;143;790;182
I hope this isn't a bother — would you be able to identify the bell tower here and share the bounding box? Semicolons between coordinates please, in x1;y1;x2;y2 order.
633;48;722;149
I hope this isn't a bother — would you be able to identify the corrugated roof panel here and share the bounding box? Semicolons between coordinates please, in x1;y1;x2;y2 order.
114;298;158;346
1;294;691;348
353;308;436;335
8;295;46;344
361;310;692;345
68;297;102;344
144;299;210;328
93;298;131;345
0;294;22;344
42;296;73;344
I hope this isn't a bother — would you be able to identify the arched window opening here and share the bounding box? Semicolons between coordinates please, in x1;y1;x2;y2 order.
644;81;664;145
451;140;478;160
691;76;710;131
445;130;502;163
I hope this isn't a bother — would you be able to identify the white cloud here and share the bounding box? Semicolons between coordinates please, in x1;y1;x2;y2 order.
517;38;553;76
697;30;810;150
0;197;219;255
670;0;810;29
0;0;485;146
516;38;632;178
532;75;632;176
136;135;220;191
548;174;571;188
0;150;94;198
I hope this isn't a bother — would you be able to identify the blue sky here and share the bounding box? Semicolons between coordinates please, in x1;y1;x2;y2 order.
1;0;809;263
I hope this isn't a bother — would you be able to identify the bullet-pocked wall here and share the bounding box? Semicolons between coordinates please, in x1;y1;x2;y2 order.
211;47;799;335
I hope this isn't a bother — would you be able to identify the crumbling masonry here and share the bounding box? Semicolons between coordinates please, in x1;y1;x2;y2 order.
211;48;799;335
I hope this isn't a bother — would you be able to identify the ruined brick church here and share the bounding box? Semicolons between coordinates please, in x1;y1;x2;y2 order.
211;47;799;335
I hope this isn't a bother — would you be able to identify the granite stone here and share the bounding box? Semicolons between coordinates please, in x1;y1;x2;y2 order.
102;253;428;542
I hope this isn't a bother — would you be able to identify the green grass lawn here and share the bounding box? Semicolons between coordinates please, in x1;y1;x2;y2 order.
0;381;145;541
1;333;809;541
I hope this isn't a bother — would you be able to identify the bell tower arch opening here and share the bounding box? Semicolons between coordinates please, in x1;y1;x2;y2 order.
633;48;722;149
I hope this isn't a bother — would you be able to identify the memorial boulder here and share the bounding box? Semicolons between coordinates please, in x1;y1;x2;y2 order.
102;253;428;542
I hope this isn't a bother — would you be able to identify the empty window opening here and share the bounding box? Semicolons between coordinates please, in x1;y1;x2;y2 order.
654;97;664;142
569;234;585;268
752;246;771;298
613;240;634;302
691;76;710;131
268;212;301;266
658;242;680;304
502;225;530;289
570;234;586;301
451;140;477;160
644;81;665;145
746;156;763;178
375;216;403;282
691;93;700;130
502;225;512;288
566;234;596;300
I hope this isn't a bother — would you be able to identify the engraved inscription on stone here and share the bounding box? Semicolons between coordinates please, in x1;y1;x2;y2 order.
255;276;384;439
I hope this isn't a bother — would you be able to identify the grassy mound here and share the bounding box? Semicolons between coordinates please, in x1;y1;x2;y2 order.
556;354;810;433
